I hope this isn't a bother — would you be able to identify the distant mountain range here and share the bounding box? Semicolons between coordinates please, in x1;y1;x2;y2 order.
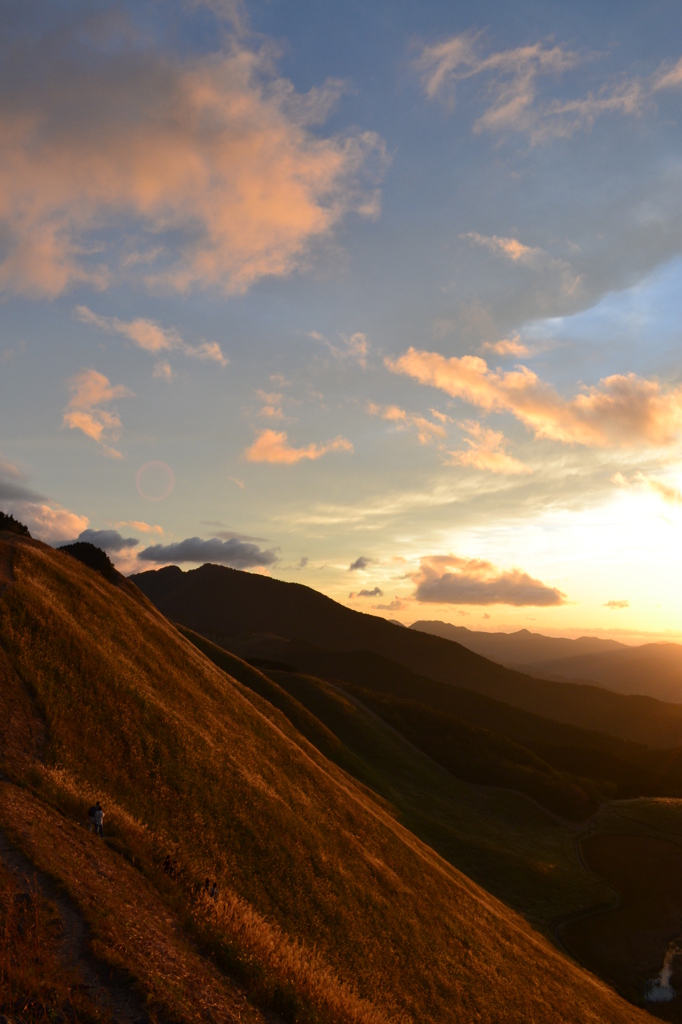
131;564;682;746
410;620;682;704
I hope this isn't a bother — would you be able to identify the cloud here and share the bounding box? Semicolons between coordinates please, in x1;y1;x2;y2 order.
604;600;629;610
412;554;566;606
137;535;277;568
415;32;644;142
355;587;383;597
73;528;139;552
62;369;133;458
373;598;406;611
349;556;372;572
612;470;682;505
0;460;91;543
446;420;531;475
387;347;682;449
463;232;581;295
0;458;44;503
653;58;682;91
310;331;369;368
244;429;353;464
153;361;173;382
0;24;384;297
12;502;90;545
256;390;285;419
117;520;164;535
75;307;227;366
367;402;447;445
481;337;530;357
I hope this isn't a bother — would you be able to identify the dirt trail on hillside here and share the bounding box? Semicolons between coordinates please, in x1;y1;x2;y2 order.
0;539;14;595
0;826;148;1024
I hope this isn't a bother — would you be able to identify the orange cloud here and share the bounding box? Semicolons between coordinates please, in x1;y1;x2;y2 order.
387;348;682;448
13;503;89;544
62;369;133;458
413;553;566;606
256;390;285;419
367;402;447;445
482;337;530;357
75;307;227;365
244;429;353;464
117;520;164;535
447;420;531;474
604;600;629;610
612;470;682;504
0;36;385;297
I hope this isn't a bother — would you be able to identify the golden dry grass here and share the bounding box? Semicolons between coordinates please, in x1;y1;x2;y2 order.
0;537;653;1023
0;856;104;1024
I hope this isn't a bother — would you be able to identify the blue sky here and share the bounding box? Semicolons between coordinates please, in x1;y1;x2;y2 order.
2;0;682;639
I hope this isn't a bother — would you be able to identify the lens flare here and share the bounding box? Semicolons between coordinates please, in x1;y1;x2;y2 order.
136;461;175;502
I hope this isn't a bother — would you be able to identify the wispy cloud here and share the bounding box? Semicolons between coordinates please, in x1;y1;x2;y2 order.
75;307;227;366
366;402;448;445
481;337;530;357
415;32;645;143
412;553;566;606
153;360;174;382
652;58;682;91
309;330;369;368
256;390;285;419
0;29;385;297
446;421;531;475
463;232;581;295
612;470;682;504
62;369;133;458
244;429;353;464
387;348;682;448
604;599;629;610
117;520;164;535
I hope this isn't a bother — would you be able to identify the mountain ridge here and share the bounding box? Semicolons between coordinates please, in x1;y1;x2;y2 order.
0;532;653;1022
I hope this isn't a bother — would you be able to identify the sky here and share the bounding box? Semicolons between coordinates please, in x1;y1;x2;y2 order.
3;0;682;641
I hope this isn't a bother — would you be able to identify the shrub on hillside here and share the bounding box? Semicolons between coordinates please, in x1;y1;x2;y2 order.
0;511;31;536
58;541;114;581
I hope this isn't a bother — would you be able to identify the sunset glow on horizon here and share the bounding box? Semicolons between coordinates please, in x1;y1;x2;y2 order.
2;0;682;641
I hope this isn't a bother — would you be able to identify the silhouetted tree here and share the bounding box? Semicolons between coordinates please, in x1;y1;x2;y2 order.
59;541;114;581
0;511;31;536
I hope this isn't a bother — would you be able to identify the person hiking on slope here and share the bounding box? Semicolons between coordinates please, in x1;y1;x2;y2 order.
93;802;104;838
87;803;97;833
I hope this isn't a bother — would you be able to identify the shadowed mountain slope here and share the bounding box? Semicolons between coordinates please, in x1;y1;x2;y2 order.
175;627;614;931
0;533;653;1023
131;564;682;749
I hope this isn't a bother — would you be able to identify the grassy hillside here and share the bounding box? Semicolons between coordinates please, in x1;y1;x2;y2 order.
0;533;653;1023
131;564;682;748
186;629;682;809
177;628;613;929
